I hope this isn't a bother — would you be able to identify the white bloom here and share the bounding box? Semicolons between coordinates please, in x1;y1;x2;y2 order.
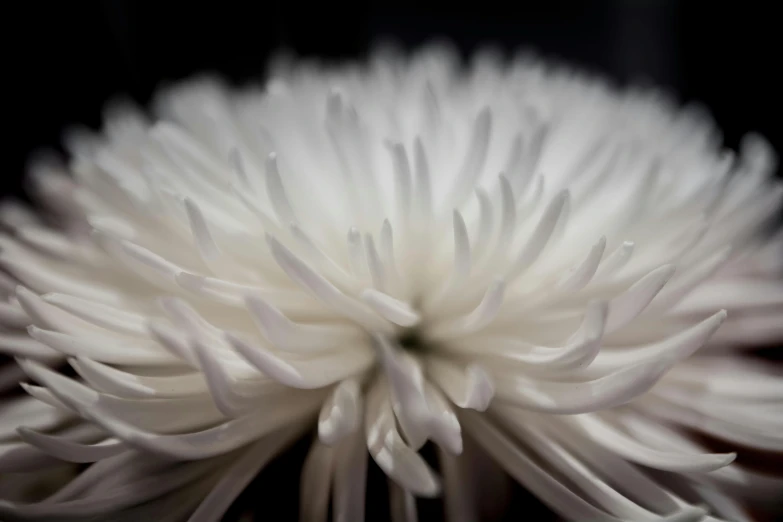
1;44;782;521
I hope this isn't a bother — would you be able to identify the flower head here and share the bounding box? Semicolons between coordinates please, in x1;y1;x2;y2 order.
1;44;782;521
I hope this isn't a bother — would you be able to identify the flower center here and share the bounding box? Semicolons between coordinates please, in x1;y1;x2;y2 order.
397;327;426;353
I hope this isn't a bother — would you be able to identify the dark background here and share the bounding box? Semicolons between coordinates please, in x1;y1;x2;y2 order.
7;0;783;197
6;1;782;520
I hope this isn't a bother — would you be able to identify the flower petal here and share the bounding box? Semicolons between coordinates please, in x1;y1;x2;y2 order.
300;441;335;522
493;358;671;414
364;383;441;497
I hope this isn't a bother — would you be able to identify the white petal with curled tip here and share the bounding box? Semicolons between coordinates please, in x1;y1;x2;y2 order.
18;359;323;459
245;293;358;352
493;358;672;414
17;428;125;463
425;359;495;411
606;264;676;332
68;357;209;398
566;413;736;472
365;382;441;497
586;310;727;374
227;332;373;389
318;378;362;445
28;326;179;365
361;289;421;327
266;235;392;333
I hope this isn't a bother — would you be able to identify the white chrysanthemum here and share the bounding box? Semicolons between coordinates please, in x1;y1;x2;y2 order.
1;45;782;522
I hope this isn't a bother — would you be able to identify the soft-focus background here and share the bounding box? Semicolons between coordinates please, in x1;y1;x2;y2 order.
6;1;782;520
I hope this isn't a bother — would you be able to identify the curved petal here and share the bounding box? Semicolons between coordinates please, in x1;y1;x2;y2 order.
69;357;208;398
18;429;125;463
245;293;359;352
318;378;362;445
18;359;322;459
569;413;735;472
493;358;671;414
364;382;440;497
227;332;373;389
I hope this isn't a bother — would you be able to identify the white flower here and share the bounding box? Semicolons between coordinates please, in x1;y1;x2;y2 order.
1;44;782;522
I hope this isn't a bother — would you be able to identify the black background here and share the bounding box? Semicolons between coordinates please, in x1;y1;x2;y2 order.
6;1;782;520
7;0;783;195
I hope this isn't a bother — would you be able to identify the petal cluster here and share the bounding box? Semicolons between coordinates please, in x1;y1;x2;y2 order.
0;45;781;521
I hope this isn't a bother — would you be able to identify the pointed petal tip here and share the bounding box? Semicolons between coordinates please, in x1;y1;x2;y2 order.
721;452;737;466
465;364;495;411
361;289;420;327
14;286;40;308
26;324;41;338
225;331;304;388
660;263;677;279
318;379;361;446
